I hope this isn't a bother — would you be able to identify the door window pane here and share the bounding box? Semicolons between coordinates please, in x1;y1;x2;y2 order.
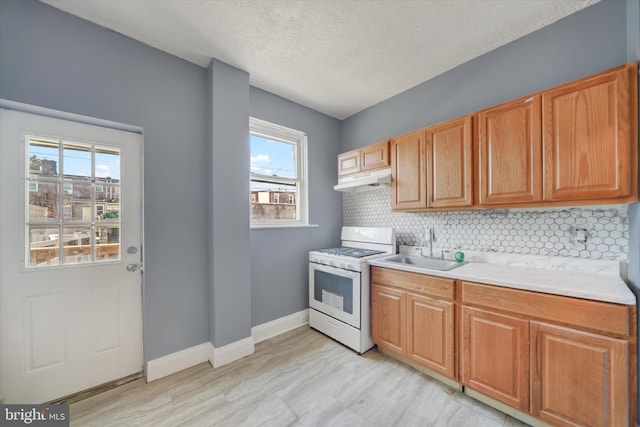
95;148;120;180
25;137;122;267
29;226;60;266
62;143;92;180
28;181;59;222
64;182;92;221
102;193;120;223
96;226;120;261
62;226;92;264
28;139;59;179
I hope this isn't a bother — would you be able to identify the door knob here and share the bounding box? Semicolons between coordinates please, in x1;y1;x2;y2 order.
126;264;139;272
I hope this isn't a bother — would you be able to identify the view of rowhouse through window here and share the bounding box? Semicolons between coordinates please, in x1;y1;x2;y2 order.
250;118;308;226
27;137;121;267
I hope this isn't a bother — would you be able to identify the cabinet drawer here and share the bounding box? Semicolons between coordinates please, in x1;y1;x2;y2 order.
372;267;455;301
461;281;630;336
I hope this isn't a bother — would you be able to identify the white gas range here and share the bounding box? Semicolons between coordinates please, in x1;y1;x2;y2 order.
309;226;396;353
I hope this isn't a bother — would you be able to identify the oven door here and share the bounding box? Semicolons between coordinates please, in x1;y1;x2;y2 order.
309;262;361;328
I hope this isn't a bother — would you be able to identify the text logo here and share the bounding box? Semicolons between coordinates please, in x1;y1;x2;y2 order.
1;405;69;426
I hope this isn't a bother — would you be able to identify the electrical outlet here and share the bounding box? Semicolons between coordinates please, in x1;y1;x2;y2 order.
575;228;588;243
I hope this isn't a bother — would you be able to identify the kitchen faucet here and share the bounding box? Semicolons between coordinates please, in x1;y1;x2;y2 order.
421;228;435;258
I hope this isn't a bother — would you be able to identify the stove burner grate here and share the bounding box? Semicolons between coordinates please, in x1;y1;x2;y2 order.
314;247;385;258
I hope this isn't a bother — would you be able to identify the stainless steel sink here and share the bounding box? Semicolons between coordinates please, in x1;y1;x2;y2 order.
380;255;467;271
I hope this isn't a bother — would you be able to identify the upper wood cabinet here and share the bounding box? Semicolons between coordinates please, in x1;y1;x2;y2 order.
478;95;542;205
337;150;360;176
391;129;427;210
361;140;390;171
338;140;390;176
391;116;473;211
427;115;473;208
542;62;638;202
343;62;637;209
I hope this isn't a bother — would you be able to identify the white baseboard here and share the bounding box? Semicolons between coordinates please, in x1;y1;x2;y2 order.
211;336;254;368
146;342;214;383
251;309;309;344
145;309;309;381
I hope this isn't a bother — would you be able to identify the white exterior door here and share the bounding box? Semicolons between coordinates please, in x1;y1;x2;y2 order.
0;109;143;403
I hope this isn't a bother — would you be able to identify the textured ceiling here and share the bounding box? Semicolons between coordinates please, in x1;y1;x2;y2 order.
40;0;599;119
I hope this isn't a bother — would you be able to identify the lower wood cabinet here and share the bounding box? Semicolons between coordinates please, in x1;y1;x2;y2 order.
371;268;637;427
530;322;629;427
407;293;455;379
371;284;405;356
461;280;635;427
460;306;529;411
371;267;456;380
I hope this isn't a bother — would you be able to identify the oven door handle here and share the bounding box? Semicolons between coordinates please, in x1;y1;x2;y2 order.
309;262;361;279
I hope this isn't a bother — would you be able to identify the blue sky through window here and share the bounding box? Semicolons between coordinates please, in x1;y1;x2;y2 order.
29;140;120;179
250;134;296;193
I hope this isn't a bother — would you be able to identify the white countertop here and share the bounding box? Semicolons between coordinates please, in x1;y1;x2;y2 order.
368;252;636;305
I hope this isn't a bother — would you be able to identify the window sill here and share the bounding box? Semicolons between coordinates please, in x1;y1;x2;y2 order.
250;223;319;230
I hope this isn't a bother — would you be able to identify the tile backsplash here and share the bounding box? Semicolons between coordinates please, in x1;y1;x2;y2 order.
343;186;629;261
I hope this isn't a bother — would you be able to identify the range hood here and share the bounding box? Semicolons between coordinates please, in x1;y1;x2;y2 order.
334;168;391;193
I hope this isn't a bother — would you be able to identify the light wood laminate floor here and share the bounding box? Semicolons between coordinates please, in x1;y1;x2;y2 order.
71;326;530;426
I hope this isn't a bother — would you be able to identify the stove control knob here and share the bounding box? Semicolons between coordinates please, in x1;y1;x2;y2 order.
348;264;355;270
329;260;335;266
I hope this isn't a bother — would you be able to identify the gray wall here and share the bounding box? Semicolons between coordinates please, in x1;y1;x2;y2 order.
249;87;342;326
342;0;640;420
0;0;210;361
341;0;628;150
0;0;343;359
208;60;252;347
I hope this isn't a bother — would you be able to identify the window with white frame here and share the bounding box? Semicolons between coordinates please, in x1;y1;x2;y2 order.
250;117;308;227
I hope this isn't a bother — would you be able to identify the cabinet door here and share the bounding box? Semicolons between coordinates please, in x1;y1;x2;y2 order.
391;130;427;210
461;306;529;411
426;115;473;208
543;63;637;201
531;322;629;427
478;96;542;205
361;140;390;172
338;149;361;176
371;284;406;356
407;293;455;380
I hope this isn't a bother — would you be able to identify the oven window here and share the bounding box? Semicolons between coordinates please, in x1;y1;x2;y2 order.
313;270;354;314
